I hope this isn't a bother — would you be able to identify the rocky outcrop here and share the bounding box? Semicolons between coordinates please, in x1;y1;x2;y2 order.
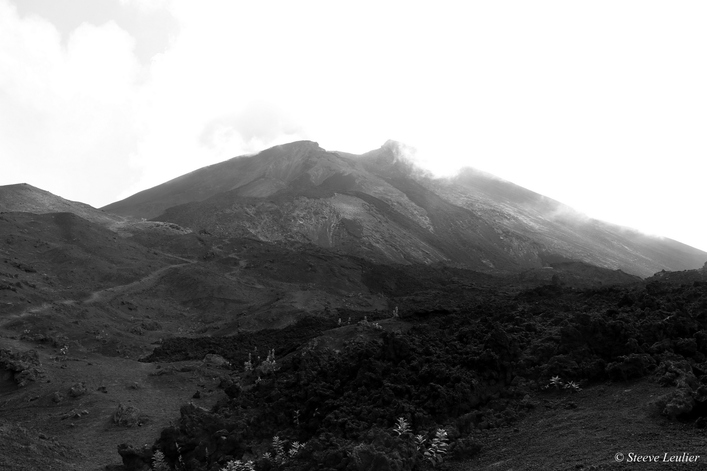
0;348;44;387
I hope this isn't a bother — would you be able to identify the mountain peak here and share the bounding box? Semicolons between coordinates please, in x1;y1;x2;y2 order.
355;140;425;178
276;139;320;149
268;140;322;155
103;140;332;219
253;140;327;166
0;183;75;212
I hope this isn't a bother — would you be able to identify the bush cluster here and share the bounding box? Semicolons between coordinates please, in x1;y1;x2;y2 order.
134;279;707;470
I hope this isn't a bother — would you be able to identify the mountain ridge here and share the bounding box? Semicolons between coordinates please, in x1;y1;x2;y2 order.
102;140;705;277
4;141;705;277
102;140;328;220
0;183;125;229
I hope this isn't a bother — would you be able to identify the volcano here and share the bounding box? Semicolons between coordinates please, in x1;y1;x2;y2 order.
103;140;707;277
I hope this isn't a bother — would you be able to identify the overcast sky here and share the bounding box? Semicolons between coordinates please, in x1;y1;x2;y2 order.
1;0;706;251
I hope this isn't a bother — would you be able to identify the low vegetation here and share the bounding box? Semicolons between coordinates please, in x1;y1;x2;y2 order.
115;275;707;470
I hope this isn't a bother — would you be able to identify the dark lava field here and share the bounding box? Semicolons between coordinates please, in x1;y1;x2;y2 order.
140;263;707;471
2;216;707;470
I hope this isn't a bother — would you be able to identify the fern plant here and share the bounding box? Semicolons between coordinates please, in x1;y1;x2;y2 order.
260;349;279;375
220;459;255;471
263;435;305;466
243;353;253;373
544;376;581;393
152;450;169;471
423;428;449;466
391;419;449;467
288;441;304;458
359;316;383;330
414;434;426;452
393;417;411;436
549;375;563;389
272;435;286;464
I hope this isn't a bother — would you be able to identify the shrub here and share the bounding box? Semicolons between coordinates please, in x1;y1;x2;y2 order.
221;459;255;471
258;349;280;375
0;348;43;387
390;418;449;467
68;381;87;398
605;353;656;381
113;403;142;427
392;417;411;436
244;353;253;373
262;435;305;465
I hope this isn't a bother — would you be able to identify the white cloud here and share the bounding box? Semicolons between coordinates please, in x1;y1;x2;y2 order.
0;0;142;204
119;0;173;13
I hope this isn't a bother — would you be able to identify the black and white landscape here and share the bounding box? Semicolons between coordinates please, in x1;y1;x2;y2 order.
2;141;707;470
3;2;707;470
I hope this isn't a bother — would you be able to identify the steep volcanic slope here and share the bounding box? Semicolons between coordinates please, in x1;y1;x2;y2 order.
149;142;542;272
433;168;707;277
102;140;707;277
103;141;343;220
0;183;125;229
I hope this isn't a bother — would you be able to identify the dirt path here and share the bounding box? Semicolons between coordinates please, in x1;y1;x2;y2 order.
1;258;195;328
79;248;196;305
82;261;193;305
0;299;76;327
